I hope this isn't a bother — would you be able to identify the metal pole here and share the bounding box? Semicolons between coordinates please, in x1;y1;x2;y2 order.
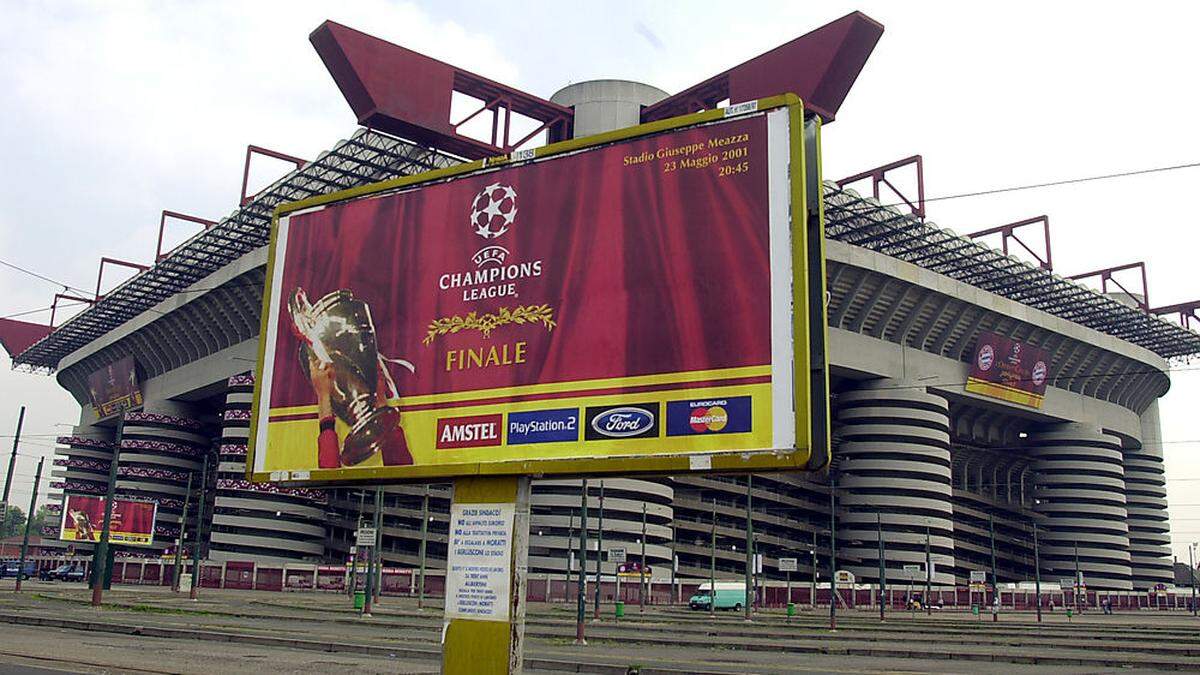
670;522;677;607
14;456;42;592
351;489;365;597
371;487;383;604
828;472;837;630
811;530;817;610
1073;540;1081;613
709;498;717;618
575;479;588;644
989;513;998;622
594;481;603;620
362;488;381;615
924;519;932;615
417;485;429;610
639;502;647;614
92;414;125;607
744;475;753;621
188;451;208;601
877;510;886;621
172;472;193;592
1033;521;1042;623
1190;543;1197;617
0;401;23;506
566;512;574;603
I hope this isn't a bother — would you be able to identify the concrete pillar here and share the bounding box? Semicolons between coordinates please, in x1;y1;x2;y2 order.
836;380;956;585
1029;424;1132;590
1125;401;1173;589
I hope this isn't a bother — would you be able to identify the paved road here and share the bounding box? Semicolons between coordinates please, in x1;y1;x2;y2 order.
0;581;1197;674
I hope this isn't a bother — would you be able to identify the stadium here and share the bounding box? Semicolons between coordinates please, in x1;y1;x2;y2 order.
1;11;1194;598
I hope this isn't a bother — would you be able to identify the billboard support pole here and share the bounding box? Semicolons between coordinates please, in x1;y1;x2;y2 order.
574;479;587;644
593;481;603;621
91;413;124;607
418;485;429;610
189;452;208;601
14;456;42;592
1;406;25;537
441;475;529;675
172;471;193;592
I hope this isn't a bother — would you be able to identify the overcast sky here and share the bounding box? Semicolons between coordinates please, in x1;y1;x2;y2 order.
3;1;1199;563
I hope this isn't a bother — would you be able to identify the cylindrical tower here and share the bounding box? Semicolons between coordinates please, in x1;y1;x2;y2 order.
836;381;956;585
208;373;329;563
116;405;209;555
1029;424;1132;590
1125;401;1173;589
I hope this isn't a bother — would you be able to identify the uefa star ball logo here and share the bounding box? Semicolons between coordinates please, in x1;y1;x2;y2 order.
470;182;518;239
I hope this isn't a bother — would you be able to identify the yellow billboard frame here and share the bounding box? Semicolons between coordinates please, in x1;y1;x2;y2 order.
247;93;828;485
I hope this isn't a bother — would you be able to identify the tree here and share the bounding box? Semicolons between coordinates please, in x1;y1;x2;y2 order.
1;505;26;539
31;504;53;533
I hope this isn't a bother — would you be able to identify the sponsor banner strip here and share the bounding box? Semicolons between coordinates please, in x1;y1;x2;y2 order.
965;378;1046;408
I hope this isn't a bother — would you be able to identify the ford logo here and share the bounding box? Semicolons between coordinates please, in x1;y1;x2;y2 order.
592;407;654;438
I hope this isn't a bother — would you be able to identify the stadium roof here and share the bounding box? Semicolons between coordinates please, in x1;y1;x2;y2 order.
824;183;1200;360
11;128;1200;372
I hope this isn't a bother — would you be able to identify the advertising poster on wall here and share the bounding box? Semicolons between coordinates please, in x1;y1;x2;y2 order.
86;356;143;419
251;101;823;483
965;331;1051;409
58;494;157;547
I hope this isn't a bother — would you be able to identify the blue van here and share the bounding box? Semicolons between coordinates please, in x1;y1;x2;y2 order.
688;581;747;611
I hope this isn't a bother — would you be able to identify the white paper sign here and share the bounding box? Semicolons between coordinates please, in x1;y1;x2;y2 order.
444;502;515;622
609;547;627;563
778;557;798;572
355;527;377;548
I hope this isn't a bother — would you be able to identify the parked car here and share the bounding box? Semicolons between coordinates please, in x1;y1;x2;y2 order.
39;563;85;582
0;560;36;580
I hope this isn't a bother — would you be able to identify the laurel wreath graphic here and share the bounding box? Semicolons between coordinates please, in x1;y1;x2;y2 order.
423;304;556;344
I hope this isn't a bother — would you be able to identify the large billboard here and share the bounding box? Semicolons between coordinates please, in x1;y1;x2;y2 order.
250;97;826;483
965;331;1051;408
59;494;157;547
86;356;143;419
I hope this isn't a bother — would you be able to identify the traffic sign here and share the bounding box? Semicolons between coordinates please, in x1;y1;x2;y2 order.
609;547;627;563
902;564;921;579
753;553;764;574
355;526;377;548
778;557;798;572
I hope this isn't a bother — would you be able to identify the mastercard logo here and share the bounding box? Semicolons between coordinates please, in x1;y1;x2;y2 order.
689;405;729;433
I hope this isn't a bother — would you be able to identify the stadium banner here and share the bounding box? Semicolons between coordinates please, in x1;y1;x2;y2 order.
249;95;827;484
965;331;1051;408
86;355;143;419
59;494;157;547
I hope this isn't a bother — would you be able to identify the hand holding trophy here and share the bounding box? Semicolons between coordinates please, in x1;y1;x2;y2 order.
289;287;413;467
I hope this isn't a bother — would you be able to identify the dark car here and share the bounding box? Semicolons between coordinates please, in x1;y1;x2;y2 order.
0;560;36;580
39;563;84;582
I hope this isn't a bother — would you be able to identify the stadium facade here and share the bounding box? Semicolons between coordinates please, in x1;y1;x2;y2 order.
3;14;1194;593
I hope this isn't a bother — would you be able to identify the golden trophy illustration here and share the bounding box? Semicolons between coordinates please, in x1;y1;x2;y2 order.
289;288;410;466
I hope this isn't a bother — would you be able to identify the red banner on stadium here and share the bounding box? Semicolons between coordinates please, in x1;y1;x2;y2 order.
965;331;1051;408
253;107;808;481
59;494;157;547
86;356;142;419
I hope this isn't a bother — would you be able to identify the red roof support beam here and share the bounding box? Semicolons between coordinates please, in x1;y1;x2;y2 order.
1068;262;1150;313
310;21;574;160
94;257;149;301
967;216;1053;271
641;11;884;124
156;210;218;261
837;155;926;220
49;293;94;330
240;145;308;206
1151;300;1200;331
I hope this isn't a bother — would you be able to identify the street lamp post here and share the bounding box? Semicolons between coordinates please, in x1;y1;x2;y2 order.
417;485;429;610
828;472;837;630
1190;543;1197;617
709;498;717;618
989;513;998;622
640;502;647;614
744;475;753;621
575;480;588;644
924;518;932;616
877;510;886;621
